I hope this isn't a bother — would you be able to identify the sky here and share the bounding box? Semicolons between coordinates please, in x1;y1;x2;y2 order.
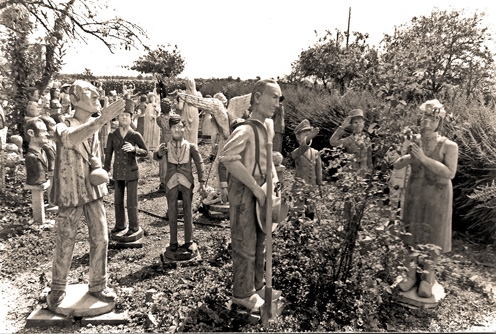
60;0;496;80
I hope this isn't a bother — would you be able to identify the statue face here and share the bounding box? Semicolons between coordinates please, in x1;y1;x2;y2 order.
256;83;282;119
296;130;311;145
117;112;133;127
72;81;101;114
171;122;185;141
29;121;48;147
420;115;440;134
350;117;364;134
30;90;40;102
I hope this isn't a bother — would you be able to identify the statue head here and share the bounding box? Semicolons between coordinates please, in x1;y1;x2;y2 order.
25;117;48;148
213;92;228;107
348;109;365;134
419;99;445;133
27;87;40;102
69;80;101;115
160;98;172;114
169;114;185;141
39;115;56;139
184;77;196;94
294;119;313;145
147;92;156;103
249;79;282;119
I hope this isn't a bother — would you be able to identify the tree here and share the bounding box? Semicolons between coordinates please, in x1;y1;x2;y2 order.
127;44;185;78
379;9;495;102
291;29;379;93
0;0;146;136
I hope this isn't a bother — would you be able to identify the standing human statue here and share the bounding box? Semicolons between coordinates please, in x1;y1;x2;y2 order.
24;117;50;186
177;77;202;145
26;87;41;120
143;92;161;151
49;87;64;123
272;100;285;153
155;98;174;192
104;107;148;236
394;99;458;299
291;119;322;220
219;79;282;311
153;115;206;256
329;108;372;174
47;80;125;310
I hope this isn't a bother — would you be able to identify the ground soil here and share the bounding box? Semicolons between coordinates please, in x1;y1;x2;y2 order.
1;142;496;332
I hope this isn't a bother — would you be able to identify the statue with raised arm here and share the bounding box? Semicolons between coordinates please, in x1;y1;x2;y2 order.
394;99;458;301
177;78;202;145
47;80;125;314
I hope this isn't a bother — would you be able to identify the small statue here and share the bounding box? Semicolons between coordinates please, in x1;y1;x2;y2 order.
272;100;285;153
291;119;322;220
47;80;125;313
177;78;201;145
156;98;174;192
26;87;41;119
154;115;206;259
329;108;372;174
49;87;63;123
104;108;148;241
143;92;160;151
60;83;72;117
24;117;49;186
394;99;458;302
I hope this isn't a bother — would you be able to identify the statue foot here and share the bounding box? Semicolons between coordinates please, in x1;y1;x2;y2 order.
256;286;282;301
417;280;433;298
111;227;127;234
398;276;417;292
179;241;197;253
125;228;140;236
232;293;265;311
47;290;66;308
89;287;117;303
169;242;178;252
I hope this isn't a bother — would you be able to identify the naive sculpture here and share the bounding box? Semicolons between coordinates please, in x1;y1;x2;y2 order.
60;83;72;117
143;92;160;151
104;108;148;240
25;118;50;186
135;95;147;136
47;80;125;312
291;119;322;220
272;101;285;153
329;108;372;174
219;79;283;311
156;98;174;192
26;87;41;119
154;114;206;259
394;99;458;300
49;87;63;123
177;77;202;145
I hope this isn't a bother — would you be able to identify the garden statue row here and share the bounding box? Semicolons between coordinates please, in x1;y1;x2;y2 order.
19;79;457;322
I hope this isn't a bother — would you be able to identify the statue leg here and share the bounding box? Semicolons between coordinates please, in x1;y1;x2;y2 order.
166;186;179;248
398;254;418;291
126;179;139;232
181;185;193;245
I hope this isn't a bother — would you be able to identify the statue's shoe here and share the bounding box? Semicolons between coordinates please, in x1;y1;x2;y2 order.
417;280;433;298
256;286;282;301
398;276;417;292
232;294;264;311
89;287;117;303
47;290;66;308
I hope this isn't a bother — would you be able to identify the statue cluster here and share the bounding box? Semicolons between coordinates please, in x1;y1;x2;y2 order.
17;78;457;319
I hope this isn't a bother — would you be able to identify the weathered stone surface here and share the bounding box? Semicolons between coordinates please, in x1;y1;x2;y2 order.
47;284;115;317
81;310;129;326
111;227;144;242
25;308;72;328
208;204;230;213
396;281;446;309
164;242;200;261
115;237;144;249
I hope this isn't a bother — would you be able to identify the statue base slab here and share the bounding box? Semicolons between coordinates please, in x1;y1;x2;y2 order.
26;308;72;328
228;296;286;325
161;243;201;262
81;310;129;326
111;227;144;242
205;203;230;219
47;284;115;317
396;281;446;309
113;237;144;249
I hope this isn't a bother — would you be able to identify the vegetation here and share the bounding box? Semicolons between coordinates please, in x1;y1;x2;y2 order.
127;44;185;78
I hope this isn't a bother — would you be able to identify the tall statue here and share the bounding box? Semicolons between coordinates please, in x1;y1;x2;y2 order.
143;92;160;151
177;78;202;145
329;108;372;174
26;87;41;119
394;99;458;299
47;80;125;311
49;87;64;123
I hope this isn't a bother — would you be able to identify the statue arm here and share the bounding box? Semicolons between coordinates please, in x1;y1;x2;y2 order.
191;144;206;183
133;133;148;157
420;140;458;179
393;154;412;169
329;126;346;147
103;133;114;172
291;144;310;160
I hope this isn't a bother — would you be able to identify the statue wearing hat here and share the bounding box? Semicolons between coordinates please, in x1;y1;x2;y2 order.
104;106;148;243
394;99;458;304
329;108;372;174
154;114;206;260
291;119;322;220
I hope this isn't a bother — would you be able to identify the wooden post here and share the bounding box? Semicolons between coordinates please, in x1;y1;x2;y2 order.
24;180;50;224
346;7;351;50
263;142;273;327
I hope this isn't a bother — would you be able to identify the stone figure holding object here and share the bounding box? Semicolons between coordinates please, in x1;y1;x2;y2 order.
47;80;125;312
104;108;148;238
394;99;458;300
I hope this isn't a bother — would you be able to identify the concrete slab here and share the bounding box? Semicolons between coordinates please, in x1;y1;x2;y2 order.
47;284;115;317
163;242;200;261
81;310;129;326
396;281;446;309
208;204;230;213
115;237;144;249
25;308;72;328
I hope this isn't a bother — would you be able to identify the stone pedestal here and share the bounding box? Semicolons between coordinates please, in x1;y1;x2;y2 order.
160;242;201;263
205;203;229;219
25;181;54;226
396;281;446;309
110;227;144;248
47;284;115;317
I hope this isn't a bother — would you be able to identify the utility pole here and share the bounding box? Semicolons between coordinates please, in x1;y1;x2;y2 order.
346;7;351;49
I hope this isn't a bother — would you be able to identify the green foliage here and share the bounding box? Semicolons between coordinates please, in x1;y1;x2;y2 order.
291;29;380;93
380;9;495;101
128;44;185;78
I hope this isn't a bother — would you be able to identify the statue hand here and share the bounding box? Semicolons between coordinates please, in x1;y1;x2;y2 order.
158;143;167;157
410;143;425;161
221;188;229;203
342;116;352;128
306;127;320;144
122;141;135;153
253;186;266;207
101;100;125;122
